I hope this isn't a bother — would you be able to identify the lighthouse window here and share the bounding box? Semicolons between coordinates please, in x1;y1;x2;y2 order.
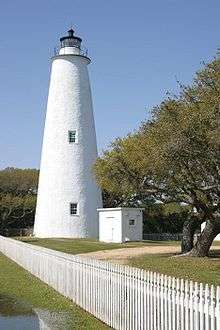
129;219;135;226
70;203;78;215
68;130;77;143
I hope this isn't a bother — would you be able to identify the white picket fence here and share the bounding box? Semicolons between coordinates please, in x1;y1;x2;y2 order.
0;235;219;330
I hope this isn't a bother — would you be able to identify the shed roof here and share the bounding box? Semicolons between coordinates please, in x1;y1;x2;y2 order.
97;207;144;212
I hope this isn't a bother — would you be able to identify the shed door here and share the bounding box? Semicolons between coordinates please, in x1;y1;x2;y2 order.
106;217;116;242
128;218;137;240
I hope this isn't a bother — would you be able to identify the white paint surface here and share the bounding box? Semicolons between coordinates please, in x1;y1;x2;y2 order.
98;208;143;243
34;44;102;238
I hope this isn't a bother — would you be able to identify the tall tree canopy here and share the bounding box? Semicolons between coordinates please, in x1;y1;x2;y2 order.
94;58;220;257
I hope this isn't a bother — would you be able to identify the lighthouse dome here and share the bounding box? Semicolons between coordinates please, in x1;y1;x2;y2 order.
59;28;84;55
60;28;82;49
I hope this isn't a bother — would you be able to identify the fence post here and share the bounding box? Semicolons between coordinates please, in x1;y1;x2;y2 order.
205;284;210;330
194;282;199;330
216;287;220;330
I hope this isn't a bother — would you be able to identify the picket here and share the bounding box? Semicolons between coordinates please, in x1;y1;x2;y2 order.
216;287;220;329
0;235;219;330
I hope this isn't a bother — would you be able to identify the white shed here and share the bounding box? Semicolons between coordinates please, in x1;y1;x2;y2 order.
98;207;144;243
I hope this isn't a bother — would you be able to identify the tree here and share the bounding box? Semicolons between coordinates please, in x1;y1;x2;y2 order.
94;58;220;256
143;203;189;234
0;168;38;233
0;193;36;232
0;167;38;195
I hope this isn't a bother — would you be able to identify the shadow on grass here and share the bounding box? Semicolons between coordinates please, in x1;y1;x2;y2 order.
15;237;40;243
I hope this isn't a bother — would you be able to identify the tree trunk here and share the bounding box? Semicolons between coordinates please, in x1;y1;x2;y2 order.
181;217;202;253
188;220;220;257
0;213;6;235
181;219;196;253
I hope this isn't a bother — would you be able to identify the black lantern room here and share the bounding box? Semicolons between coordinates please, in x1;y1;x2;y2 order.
60;29;82;49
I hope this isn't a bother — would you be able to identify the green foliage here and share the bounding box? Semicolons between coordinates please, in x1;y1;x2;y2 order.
0;168;38;232
143;203;189;233
0;167;38;195
94;58;220;244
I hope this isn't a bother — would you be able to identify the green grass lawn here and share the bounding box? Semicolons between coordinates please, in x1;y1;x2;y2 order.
16;237;178;254
129;249;220;286
0;253;109;329
15;237;220;286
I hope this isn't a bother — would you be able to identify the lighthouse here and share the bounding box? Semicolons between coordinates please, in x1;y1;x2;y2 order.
34;28;102;238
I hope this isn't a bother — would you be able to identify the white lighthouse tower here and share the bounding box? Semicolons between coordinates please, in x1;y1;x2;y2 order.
34;28;102;238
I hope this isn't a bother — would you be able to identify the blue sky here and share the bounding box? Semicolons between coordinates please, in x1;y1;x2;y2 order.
0;0;219;169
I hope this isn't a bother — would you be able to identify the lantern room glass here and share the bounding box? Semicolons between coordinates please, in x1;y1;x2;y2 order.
60;38;81;49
